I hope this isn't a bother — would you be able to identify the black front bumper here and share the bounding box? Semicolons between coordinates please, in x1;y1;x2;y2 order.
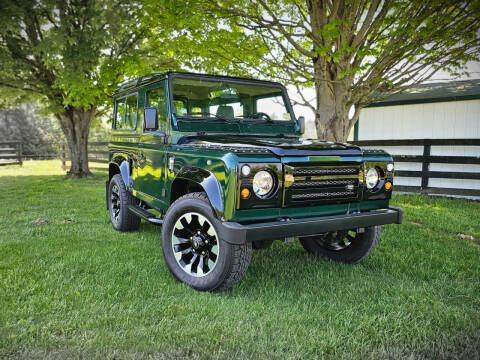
218;207;403;244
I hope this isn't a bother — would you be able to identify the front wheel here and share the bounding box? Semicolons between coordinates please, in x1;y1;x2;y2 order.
161;192;252;291
299;226;381;264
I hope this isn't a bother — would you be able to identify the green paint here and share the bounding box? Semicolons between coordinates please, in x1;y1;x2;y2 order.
306;156;341;162
109;72;396;228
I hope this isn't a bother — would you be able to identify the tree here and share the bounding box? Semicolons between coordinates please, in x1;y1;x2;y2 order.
143;0;267;78
0;104;63;157
0;0;176;177
191;0;480;141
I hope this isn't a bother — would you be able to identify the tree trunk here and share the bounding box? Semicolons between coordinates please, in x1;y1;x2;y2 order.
312;59;351;142
55;105;96;178
307;2;353;143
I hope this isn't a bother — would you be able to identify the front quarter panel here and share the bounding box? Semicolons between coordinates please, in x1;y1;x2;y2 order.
167;147;239;220
175;167;225;218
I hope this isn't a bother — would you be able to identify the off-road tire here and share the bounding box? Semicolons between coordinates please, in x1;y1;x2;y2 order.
161;192;252;291
299;226;381;264
108;174;141;231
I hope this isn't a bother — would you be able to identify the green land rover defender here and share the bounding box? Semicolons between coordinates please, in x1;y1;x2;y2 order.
106;72;403;291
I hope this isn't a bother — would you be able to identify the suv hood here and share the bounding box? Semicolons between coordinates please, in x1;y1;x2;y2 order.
177;135;362;156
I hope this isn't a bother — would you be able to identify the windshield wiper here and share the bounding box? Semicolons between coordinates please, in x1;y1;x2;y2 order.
237;113;275;123
182;112;239;123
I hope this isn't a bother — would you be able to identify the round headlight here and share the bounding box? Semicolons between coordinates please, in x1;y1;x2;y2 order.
241;165;251;177
387;163;394;172
366;168;379;189
252;170;274;197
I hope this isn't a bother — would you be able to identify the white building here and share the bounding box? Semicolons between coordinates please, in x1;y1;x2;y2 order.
355;79;480;197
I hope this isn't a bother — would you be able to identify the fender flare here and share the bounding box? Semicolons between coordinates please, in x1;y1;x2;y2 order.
110;154;132;190
119;161;133;190
174;167;224;219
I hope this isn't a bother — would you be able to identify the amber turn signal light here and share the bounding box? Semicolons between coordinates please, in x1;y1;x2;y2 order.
240;187;250;199
385;181;392;191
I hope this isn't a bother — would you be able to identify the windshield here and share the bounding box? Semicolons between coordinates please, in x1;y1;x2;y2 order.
171;76;293;123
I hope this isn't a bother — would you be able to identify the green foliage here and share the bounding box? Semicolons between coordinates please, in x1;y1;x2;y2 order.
0;0;178;114
143;0;270;78
0;104;63;156
0;0;181;174
1;161;480;359
88;120;111;143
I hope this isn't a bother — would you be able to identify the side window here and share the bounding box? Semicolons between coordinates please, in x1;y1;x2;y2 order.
147;85;167;131
125;95;138;129
114;94;138;130
115;99;126;128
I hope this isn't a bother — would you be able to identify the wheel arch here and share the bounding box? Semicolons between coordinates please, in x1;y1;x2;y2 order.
109;154;132;190
171;167;224;219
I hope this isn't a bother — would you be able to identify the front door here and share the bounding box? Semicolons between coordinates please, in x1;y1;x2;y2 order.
133;82;168;208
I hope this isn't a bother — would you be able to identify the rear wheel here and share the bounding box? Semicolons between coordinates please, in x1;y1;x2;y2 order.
161;192;252;291
299;226;381;264
108;174;141;231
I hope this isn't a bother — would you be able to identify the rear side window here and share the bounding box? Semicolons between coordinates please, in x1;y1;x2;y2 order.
146;85;167;130
115;94;138;130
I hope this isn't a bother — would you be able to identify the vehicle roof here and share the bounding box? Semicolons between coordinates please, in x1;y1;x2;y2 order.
113;71;285;96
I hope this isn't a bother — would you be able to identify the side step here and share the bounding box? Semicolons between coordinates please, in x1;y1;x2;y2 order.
128;205;163;225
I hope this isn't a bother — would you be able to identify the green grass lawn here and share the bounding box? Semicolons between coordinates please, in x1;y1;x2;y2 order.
1;160;479;359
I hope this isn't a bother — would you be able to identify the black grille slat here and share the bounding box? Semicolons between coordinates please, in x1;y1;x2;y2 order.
292;191;356;200
293;168;359;177
292;179;357;188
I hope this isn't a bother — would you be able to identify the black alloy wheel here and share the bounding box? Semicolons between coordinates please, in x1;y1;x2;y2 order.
171;212;220;277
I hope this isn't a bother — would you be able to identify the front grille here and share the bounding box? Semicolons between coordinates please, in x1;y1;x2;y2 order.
284;164;361;206
293;168;359;176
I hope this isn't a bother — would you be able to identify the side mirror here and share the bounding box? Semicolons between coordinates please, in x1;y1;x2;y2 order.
144;107;158;131
298;116;305;135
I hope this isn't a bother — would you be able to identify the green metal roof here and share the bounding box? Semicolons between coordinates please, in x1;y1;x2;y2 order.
113;71;283;96
114;72;168;95
367;79;480;107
